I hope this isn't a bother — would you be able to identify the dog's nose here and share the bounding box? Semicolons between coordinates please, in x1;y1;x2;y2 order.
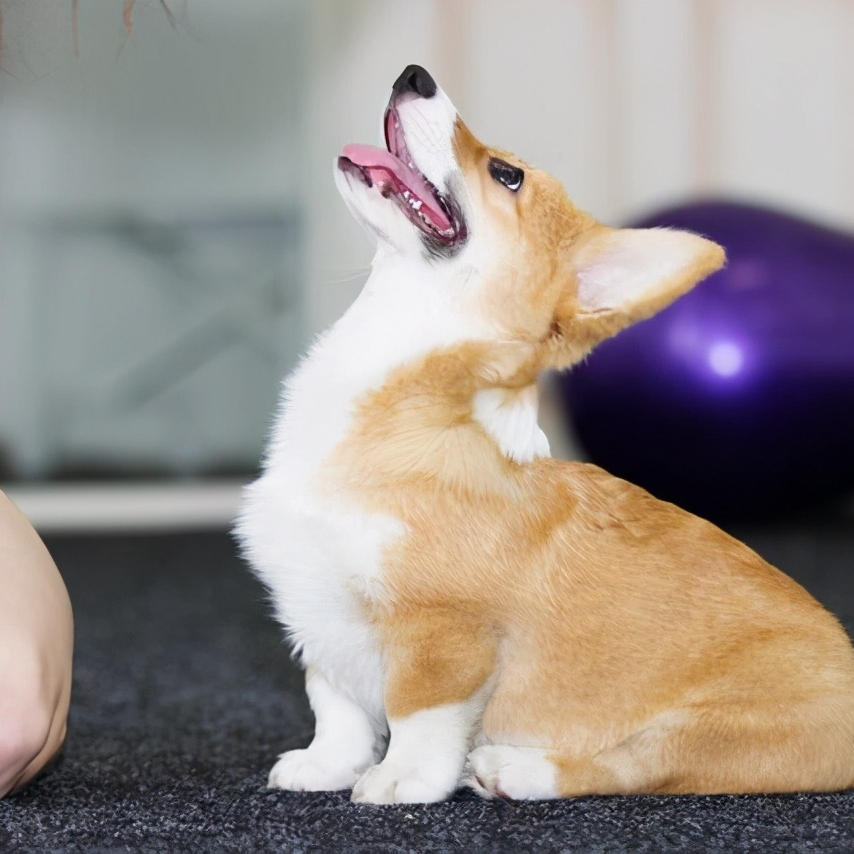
392;65;437;99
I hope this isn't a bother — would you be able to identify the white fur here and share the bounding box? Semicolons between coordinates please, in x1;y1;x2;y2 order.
395;86;459;197
351;696;485;804
268;671;379;791
465;745;559;800
235;74;552;797
472;386;550;464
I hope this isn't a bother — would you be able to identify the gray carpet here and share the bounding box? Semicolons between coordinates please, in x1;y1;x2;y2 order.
2;523;854;853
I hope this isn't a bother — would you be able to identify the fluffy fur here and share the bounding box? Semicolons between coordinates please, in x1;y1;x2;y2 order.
236;66;854;804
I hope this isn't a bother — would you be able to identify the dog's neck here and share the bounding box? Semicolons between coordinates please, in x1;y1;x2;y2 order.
267;254;549;485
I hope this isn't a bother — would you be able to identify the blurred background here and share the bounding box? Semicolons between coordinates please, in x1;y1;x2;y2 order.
1;0;853;529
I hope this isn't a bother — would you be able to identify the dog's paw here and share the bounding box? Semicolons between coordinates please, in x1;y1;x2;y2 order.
267;748;370;792
350;760;455;804
464;745;558;801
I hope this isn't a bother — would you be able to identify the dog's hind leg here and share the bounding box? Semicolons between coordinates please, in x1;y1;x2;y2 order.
465;709;689;800
469;699;854;799
465;739;667;800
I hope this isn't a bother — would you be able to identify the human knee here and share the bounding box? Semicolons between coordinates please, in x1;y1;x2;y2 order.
0;698;55;795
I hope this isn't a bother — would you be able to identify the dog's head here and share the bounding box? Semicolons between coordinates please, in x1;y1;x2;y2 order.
336;65;725;379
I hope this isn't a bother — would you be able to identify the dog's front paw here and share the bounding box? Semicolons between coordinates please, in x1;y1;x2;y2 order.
350;760;455;804
268;748;370;792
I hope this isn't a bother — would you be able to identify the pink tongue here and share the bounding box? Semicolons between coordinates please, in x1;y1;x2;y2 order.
343;143;452;231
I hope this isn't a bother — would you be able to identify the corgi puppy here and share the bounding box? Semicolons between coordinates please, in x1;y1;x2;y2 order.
236;65;854;804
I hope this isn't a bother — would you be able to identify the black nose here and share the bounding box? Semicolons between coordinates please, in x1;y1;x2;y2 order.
392;64;437;99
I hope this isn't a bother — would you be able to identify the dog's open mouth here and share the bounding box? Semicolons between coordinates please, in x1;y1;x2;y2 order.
337;106;466;249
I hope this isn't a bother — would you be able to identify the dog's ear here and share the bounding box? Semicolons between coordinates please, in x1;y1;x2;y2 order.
543;225;725;369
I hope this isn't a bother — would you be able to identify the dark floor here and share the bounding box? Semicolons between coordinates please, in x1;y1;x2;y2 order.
2;523;854;853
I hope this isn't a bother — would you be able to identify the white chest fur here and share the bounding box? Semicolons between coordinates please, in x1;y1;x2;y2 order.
238;469;399;720
235;254;549;720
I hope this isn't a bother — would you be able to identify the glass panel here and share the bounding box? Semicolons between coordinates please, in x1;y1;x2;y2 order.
0;0;307;480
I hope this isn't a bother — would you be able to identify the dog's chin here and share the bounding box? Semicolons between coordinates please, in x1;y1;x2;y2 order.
334;167;444;256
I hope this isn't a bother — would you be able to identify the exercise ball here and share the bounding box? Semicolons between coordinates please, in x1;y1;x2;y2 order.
558;200;854;522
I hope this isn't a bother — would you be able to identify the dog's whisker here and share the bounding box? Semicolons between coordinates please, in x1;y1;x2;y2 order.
325;267;371;286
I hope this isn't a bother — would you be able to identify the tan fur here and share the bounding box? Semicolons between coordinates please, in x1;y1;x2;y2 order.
380;608;496;720
322;118;854;795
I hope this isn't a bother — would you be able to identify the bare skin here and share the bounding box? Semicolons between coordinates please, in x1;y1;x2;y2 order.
0;490;73;797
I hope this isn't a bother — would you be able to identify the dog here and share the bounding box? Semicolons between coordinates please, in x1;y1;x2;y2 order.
236;65;854;804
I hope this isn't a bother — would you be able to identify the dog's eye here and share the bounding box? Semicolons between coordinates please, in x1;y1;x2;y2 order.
488;157;524;192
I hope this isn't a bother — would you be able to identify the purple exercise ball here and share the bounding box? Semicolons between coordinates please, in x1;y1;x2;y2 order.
558;200;854;522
